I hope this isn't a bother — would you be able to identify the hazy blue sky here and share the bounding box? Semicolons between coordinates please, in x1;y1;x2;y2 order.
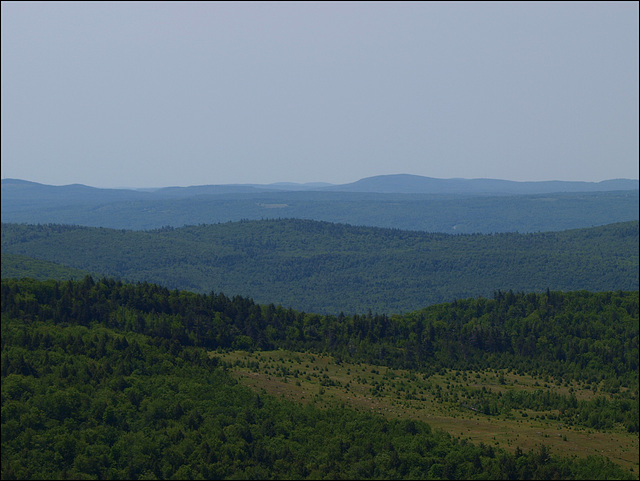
1;1;638;188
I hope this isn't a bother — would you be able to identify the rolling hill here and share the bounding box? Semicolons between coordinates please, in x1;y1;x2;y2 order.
1;177;638;232
2;277;637;479
2;219;637;314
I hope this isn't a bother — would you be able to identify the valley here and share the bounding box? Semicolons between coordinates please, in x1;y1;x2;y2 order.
3;1;637;478
2;176;638;479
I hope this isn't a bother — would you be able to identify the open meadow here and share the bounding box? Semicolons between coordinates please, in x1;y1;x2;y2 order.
216;349;640;475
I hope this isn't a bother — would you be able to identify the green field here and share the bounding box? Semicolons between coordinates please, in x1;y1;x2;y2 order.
217;349;640;475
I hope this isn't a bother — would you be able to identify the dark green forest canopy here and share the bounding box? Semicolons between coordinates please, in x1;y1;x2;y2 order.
1;277;637;479
1;253;93;281
2;277;637;390
2;219;638;314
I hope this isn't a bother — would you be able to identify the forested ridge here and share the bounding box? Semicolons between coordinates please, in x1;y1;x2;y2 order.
2;177;638;233
2;219;638;314
1;277;637;479
1;253;93;281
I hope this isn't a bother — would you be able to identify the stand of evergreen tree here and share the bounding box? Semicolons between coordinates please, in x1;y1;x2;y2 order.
1;277;637;479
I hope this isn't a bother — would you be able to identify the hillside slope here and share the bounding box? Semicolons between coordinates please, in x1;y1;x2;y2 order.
2;278;637;479
2;220;637;314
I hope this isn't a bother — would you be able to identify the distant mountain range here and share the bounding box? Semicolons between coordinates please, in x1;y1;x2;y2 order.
325;174;639;194
2;175;638;233
3;174;638;197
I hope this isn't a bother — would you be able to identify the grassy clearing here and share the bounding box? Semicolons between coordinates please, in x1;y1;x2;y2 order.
213;349;639;476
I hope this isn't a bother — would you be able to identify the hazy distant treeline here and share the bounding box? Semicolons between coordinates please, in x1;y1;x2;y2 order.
2;177;638;233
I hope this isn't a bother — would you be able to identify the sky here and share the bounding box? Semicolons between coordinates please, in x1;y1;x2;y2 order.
1;1;638;188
